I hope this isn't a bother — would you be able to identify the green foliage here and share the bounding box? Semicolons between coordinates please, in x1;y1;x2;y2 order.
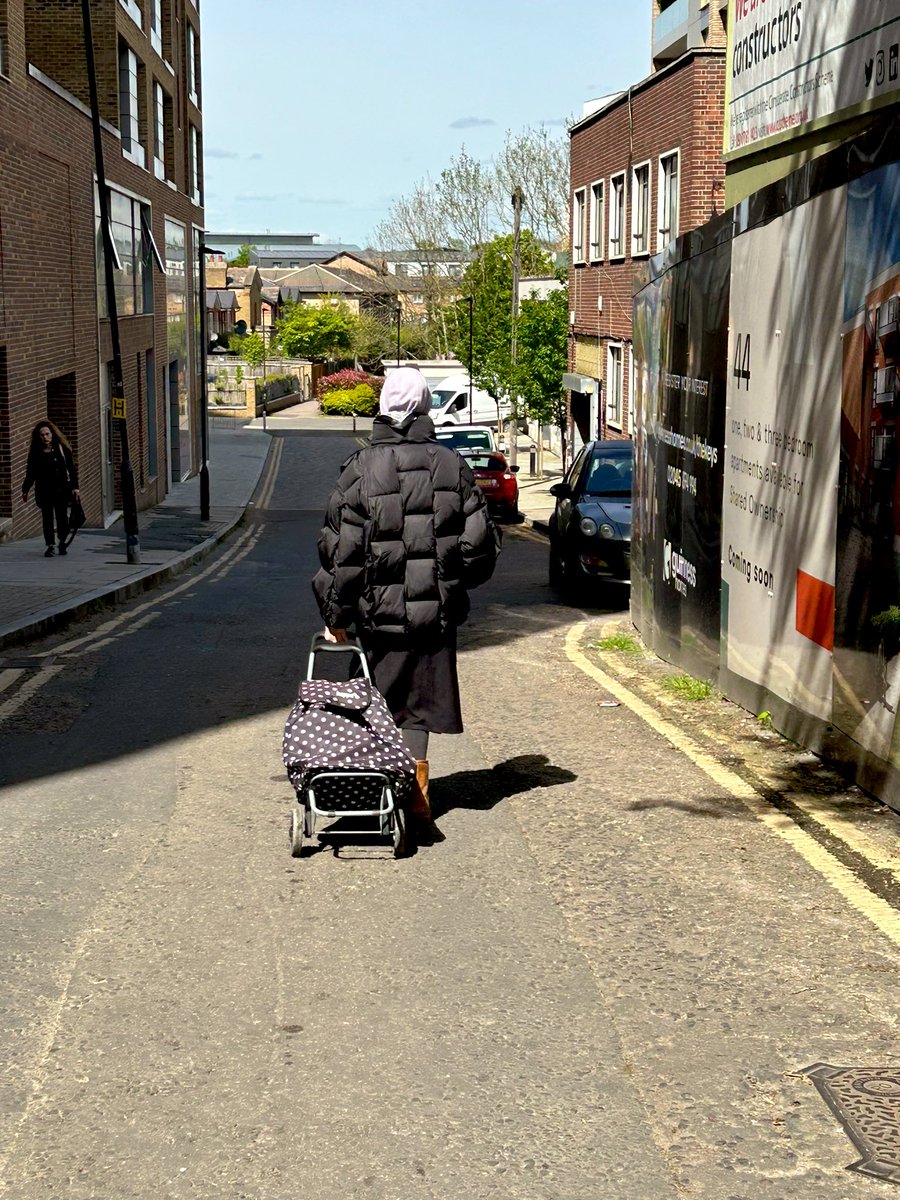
241;332;266;368
320;384;377;416
227;242;255;267
661;673;713;702
318;369;376;397
449;232;553;404
276;300;354;361
872;606;900;634
757;710;773;728
228;333;246;355
595;631;641;654
255;374;298;403
516;286;569;429
235;365;244;385
351;310;395;366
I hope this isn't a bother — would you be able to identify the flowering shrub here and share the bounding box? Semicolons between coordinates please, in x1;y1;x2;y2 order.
317;369;370;397
320;384;378;416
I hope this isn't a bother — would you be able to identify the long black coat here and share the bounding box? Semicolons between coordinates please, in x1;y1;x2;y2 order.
22;443;77;508
313;413;499;644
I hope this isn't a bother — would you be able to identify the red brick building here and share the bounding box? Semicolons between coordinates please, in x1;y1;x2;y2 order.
567;45;726;444
0;0;204;542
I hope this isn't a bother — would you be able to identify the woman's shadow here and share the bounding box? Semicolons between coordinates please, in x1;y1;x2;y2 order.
429;754;577;819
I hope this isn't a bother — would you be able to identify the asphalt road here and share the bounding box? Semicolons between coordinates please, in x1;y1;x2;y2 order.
0;430;897;1199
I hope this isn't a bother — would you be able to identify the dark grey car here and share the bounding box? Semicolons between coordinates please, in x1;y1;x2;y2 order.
548;440;633;594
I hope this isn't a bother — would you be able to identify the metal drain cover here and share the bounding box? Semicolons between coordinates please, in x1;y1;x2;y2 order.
804;1063;900;1184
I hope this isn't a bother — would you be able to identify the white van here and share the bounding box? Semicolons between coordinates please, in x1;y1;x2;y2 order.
429;374;510;427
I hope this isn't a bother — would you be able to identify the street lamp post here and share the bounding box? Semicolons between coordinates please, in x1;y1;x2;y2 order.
465;296;474;424
198;244;224;522
395;305;402;367
81;0;140;564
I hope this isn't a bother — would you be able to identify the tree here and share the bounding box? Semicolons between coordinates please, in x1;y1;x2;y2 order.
228;242;255;268
449;232;553;404
350;310;394;368
275;300;354;361
241;331;266;368
516;285;570;471
493;126;571;250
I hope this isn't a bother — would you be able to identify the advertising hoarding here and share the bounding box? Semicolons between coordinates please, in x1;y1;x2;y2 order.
632;231;731;678
725;2;900;160
721;189;844;720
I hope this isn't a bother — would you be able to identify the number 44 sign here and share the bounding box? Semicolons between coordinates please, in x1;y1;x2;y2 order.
112;396;127;419
733;333;751;391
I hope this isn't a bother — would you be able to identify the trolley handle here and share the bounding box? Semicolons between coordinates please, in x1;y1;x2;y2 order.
306;634;372;682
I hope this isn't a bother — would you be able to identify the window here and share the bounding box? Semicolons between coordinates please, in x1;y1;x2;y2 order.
657;150;680;250
97;188;153;318
589;180;604;262
118;42;146;168
607;344;623;426
118;0;143;28
189;124;202;204
632;162;650;256
152;82;174;180
572;187;587;264
186;22;199;105
609;173;626;259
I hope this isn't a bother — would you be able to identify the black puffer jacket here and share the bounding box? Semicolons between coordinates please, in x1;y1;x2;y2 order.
313;413;499;641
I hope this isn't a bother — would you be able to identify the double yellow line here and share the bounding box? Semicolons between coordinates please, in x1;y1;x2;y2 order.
565;623;900;949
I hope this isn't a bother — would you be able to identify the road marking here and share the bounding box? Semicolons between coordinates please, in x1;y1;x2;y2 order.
597;636;900;884
564;623;900;949
253;436;283;512
0;525;257;726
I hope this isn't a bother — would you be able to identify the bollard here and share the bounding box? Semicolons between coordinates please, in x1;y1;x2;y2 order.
529;447;537;477
262;399;268;430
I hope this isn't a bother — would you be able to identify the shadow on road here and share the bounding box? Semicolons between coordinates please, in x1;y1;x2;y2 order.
430;754;577;817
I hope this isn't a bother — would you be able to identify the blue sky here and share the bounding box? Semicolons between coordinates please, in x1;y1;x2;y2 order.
200;1;652;247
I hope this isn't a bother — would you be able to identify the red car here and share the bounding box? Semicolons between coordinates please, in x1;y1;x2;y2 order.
461;450;520;522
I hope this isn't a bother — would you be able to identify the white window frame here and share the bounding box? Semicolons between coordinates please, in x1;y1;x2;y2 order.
607;343;624;429
118;43;145;169
152;82;166;180
149;0;163;55
572;187;587;265
609;173;626;260
118;0;143;28
631;161;651;257
657;148;680;252
189;124;202;204
589;179;604;262
187;23;199;106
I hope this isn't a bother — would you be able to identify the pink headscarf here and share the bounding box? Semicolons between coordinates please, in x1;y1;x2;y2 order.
378;367;432;421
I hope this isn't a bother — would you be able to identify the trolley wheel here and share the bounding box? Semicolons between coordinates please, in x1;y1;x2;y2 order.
392;804;408;858
303;804;315;838
290;806;305;857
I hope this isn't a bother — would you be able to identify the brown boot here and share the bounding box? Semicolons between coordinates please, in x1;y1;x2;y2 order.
411;760;431;817
411;760;444;842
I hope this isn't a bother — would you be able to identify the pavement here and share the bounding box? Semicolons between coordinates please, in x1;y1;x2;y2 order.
0;401;563;651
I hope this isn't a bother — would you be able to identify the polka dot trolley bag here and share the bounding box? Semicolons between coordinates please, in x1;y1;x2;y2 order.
282;636;415;856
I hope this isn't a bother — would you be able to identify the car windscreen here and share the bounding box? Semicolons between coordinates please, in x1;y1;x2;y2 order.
583;447;633;496
463;454;507;472
437;430;493;451
431;390;456;408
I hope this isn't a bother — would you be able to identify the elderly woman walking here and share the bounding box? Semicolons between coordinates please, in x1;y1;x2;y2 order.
21;419;80;557
312;367;499;837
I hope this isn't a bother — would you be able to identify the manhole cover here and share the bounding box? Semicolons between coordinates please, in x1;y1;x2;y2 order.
804;1063;900;1184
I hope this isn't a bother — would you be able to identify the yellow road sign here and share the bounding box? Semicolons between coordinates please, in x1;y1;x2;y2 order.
112;396;126;419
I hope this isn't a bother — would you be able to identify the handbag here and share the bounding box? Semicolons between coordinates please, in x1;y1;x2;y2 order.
64;495;86;547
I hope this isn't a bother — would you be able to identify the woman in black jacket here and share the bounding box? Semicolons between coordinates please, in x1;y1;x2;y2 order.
313;367;499;835
21;420;80;557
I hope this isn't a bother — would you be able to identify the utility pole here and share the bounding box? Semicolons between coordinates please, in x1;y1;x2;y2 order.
466;296;474;424
509;187;523;469
198;245;224;521
82;0;140;564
